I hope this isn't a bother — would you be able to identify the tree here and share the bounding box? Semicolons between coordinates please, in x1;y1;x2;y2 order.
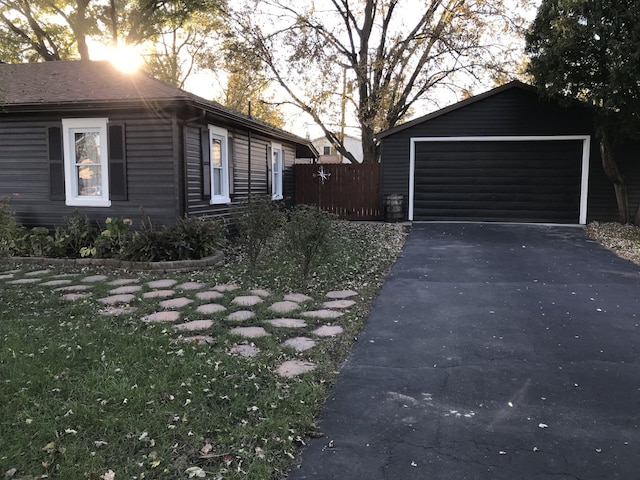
227;0;532;163
0;0;224;63
526;0;640;224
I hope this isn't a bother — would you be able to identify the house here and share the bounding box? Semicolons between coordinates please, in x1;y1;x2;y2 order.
0;61;317;228
311;135;363;164
377;80;640;224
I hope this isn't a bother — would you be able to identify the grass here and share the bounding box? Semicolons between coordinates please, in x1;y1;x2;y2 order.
0;221;407;480
585;221;640;265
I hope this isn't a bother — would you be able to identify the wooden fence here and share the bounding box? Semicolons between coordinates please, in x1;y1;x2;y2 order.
295;163;381;220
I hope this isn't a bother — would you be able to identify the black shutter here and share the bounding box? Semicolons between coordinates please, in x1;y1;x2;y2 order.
48;126;65;200
266;144;272;195
108;122;127;201
228;136;234;196
201;127;211;200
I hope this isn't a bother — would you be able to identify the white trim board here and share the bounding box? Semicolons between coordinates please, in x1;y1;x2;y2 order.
408;135;591;225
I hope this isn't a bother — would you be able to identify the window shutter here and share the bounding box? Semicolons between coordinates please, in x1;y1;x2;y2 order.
228;136;234;196
266;144;272;195
48;126;65;200
108;122;128;201
201;127;211;199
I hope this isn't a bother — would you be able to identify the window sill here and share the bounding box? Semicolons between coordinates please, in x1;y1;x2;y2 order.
65;198;112;208
210;196;231;205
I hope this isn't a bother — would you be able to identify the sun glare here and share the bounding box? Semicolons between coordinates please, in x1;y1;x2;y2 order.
88;40;144;74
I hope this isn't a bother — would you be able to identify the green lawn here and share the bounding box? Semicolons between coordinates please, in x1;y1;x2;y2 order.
0;222;407;480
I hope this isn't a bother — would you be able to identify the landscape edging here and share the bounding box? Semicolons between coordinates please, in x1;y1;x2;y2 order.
0;251;225;273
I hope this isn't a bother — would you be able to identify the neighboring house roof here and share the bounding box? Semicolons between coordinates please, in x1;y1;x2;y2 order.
375;80;538;139
0;60;317;158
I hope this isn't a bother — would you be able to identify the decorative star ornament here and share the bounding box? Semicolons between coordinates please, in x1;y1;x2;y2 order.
314;166;331;184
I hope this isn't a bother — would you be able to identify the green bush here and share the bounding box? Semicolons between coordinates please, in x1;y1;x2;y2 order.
88;216;133;258
174;216;226;260
120;217;180;262
14;227;64;258
0;197;17;257
55;210;98;258
235;196;285;266
284;205;334;279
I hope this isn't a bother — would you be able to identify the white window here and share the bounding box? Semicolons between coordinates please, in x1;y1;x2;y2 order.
209;125;230;204
62;118;110;207
271;143;283;200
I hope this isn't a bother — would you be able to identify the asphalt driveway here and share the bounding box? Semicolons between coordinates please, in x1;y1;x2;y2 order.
286;223;640;479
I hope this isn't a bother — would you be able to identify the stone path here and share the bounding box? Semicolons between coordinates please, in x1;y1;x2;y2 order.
0;268;359;378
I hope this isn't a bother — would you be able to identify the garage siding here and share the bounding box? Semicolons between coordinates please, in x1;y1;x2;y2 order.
413;140;582;222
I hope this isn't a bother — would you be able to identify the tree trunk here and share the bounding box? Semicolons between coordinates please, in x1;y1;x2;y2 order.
597;126;629;223
360;126;379;163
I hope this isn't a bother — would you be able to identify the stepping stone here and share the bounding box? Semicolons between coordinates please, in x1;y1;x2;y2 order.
302;309;344;319
25;269;51;276
99;294;136;305
230;326;269;338
232;295;263;307
277;360;316;378
213;283;238;292
82;275;108;283
251;289;271;297
108;278;140;286
51;273;78;279
55;284;92;292
177;281;206;291
159;297;193;309
323;299;356;309
62;293;91;301
142;289;175;299
0;274;14;280
326;289;358;299
269;301;300;314
109;285;143;295
147;279;177;288
196;290;224;301
100;306;136;316
267;318;307;328
174;319;214;331
8;278;41;284
0;269;19;274
177;335;214;345
196;303;226;314
283;337;316;352
284;293;313;303
229;343;260;358
227;310;255;322
40;279;73;287
312;325;344;337
142;311;180;323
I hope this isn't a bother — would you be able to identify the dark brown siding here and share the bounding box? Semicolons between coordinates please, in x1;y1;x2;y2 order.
0;114;179;228
380;86;632;222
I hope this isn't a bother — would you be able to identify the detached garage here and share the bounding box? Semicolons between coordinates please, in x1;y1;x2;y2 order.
378;81;639;224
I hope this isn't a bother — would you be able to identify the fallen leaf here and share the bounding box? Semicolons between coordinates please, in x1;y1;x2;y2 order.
100;470;115;480
200;443;213;455
42;442;56;454
538;423;549;429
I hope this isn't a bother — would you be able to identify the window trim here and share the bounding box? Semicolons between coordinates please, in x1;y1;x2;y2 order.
62;118;111;207
271;142;283;200
209;125;231;204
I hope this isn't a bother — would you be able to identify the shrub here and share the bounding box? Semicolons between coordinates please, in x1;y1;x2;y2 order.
0;197;17;257
55;210;98;258
235;196;285;266
284;205;334;279
88;217;133;258
174;216;226;260
14;226;64;258
121;217;182;262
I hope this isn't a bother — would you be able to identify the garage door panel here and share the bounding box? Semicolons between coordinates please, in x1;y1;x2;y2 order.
413;140;583;223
